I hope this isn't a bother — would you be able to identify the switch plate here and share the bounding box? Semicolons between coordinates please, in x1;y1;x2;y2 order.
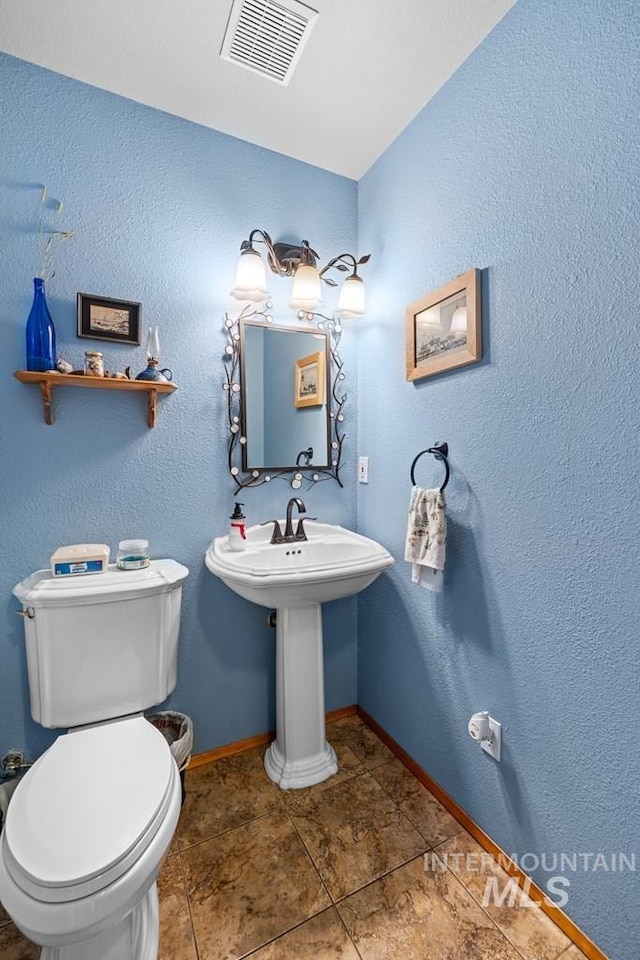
358;456;369;483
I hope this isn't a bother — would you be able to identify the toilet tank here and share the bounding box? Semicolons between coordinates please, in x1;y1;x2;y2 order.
13;560;189;728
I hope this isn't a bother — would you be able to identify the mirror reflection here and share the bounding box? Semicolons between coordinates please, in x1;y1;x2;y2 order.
240;321;331;470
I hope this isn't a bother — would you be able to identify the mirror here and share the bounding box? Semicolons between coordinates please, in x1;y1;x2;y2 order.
223;306;346;490
241;321;330;470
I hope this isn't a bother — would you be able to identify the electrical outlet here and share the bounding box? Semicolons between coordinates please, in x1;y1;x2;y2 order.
358;456;369;483
481;718;502;762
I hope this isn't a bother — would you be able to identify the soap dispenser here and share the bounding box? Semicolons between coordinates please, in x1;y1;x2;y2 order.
228;503;247;552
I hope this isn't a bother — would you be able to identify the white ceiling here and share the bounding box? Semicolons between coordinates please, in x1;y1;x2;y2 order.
0;0;515;180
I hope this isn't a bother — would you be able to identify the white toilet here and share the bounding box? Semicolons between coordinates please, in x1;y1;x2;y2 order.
0;559;189;960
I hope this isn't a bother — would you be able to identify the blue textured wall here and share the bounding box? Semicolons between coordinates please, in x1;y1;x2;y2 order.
357;1;639;957
0;53;358;761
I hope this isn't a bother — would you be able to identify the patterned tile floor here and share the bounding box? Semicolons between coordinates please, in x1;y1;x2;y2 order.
0;715;590;960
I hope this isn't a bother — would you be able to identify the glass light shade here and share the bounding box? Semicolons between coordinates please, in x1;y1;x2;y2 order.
450;305;467;333
289;262;322;311
231;248;269;302
146;325;160;361
336;274;365;317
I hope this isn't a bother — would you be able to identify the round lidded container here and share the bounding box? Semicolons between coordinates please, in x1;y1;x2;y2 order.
117;539;150;570
84;351;104;377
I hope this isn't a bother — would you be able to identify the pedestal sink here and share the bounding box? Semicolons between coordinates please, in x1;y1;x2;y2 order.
205;520;394;788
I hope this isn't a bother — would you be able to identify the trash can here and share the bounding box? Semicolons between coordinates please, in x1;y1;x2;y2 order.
147;711;194;806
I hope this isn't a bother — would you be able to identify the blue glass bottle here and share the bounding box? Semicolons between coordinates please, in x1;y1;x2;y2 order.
26;278;56;372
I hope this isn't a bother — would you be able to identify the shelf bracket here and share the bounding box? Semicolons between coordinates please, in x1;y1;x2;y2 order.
148;389;157;429
39;380;54;425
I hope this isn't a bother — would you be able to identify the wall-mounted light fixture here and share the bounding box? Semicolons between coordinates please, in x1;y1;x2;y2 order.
231;229;369;317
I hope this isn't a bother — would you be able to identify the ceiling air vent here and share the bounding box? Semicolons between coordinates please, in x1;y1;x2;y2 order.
221;0;319;85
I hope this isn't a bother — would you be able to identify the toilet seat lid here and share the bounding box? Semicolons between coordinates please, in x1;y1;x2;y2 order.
4;716;174;897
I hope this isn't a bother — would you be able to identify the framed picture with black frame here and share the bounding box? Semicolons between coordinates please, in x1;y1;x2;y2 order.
77;293;141;345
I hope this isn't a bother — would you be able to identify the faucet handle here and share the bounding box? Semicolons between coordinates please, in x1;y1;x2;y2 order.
294;517;317;541
260;519;286;544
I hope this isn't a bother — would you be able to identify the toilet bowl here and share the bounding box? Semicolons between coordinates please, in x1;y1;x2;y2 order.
0;715;182;960
0;559;189;959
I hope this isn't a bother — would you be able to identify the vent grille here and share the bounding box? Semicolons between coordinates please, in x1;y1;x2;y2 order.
221;0;319;85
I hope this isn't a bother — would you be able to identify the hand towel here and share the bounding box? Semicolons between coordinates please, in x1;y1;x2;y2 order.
404;486;446;592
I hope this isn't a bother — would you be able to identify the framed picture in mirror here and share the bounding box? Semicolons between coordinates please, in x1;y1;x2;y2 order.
406;268;481;381
295;351;325;408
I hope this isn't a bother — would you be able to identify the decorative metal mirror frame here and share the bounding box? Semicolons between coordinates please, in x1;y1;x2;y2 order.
223;303;347;491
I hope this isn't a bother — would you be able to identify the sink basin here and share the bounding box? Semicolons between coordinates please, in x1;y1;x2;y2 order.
205;520;394;609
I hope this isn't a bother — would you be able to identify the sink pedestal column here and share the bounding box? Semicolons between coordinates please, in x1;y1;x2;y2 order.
264;603;338;789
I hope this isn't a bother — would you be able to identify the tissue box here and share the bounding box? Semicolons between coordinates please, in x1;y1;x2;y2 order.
50;544;110;577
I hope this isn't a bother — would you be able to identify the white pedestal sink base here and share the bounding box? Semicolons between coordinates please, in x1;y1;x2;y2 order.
264;740;337;790
205;521;394;791
264;604;338;789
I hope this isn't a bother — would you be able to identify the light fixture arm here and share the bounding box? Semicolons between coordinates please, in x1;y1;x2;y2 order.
241;230;319;278
241;230;291;276
240;230;365;287
319;252;369;287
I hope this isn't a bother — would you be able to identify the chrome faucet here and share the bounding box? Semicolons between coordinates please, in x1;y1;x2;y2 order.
262;497;315;545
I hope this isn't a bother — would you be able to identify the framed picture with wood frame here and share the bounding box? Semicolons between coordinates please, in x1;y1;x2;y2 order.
406;268;481;382
77;293;141;345
295;350;325;408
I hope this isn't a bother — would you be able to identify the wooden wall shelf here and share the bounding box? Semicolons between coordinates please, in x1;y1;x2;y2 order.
14;371;177;428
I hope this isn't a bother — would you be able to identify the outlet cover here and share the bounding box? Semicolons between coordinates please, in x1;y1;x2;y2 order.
481;717;501;761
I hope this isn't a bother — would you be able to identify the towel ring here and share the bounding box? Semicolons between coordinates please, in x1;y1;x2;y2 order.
410;442;450;492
